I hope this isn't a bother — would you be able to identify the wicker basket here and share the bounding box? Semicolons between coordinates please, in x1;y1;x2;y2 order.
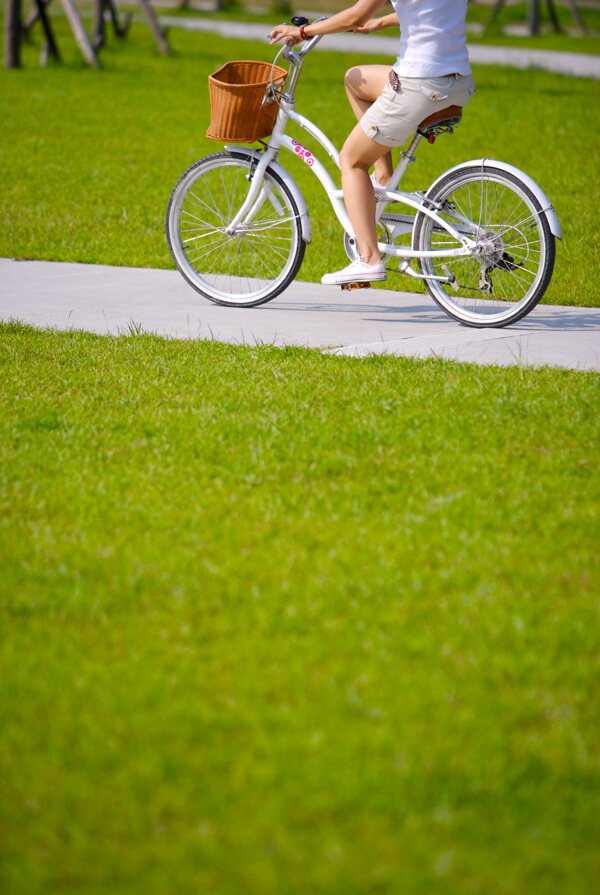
206;60;287;143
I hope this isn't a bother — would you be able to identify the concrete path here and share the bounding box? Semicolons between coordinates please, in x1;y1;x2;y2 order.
160;16;600;79
2;258;599;372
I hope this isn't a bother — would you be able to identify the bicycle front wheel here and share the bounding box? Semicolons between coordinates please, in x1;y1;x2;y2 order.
166;151;306;307
414;165;555;328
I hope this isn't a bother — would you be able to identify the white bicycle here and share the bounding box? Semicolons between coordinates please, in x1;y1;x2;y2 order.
166;27;561;328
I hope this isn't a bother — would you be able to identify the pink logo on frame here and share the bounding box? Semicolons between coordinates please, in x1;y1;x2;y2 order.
291;140;315;167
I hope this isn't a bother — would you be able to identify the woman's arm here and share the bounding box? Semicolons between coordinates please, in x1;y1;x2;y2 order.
269;0;389;46
353;12;399;34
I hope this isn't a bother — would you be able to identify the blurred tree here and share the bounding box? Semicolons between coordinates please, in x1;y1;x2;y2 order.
3;0;169;68
4;0;22;67
271;1;292;16
92;0;132;50
485;0;588;35
5;0;98;67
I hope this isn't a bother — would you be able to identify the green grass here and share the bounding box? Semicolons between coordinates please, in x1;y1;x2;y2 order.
0;322;599;894
1;23;599;305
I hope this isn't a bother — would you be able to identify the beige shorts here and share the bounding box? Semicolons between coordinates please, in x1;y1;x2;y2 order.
360;73;476;148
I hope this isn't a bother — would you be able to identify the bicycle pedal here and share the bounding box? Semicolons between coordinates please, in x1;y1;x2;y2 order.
341;281;371;291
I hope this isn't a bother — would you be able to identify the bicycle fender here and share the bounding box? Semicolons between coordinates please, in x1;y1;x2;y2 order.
225;146;312;244
427;159;562;240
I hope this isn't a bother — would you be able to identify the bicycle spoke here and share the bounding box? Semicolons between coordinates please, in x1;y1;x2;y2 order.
185;188;227;225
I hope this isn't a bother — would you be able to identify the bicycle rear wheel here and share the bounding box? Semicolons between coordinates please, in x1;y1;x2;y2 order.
414;165;555;327
166;151;306;307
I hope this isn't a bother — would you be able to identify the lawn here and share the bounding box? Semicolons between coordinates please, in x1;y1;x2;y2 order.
1;22;599;305
0;322;599;894
1;14;600;894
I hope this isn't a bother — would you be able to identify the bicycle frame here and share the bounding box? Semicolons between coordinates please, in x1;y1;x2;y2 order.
225;40;477;265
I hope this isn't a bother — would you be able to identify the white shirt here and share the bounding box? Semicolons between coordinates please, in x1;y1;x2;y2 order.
391;0;471;78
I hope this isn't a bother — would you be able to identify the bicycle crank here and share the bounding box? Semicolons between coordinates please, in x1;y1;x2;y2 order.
340;281;371;291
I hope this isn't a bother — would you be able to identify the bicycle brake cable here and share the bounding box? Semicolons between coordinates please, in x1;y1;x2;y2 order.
267;45;287;102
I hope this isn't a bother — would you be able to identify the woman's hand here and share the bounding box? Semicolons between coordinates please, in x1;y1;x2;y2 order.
269;24;302;46
353;18;382;33
354;12;398;33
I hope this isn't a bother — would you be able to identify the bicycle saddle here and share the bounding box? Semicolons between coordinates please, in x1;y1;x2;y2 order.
418;105;462;140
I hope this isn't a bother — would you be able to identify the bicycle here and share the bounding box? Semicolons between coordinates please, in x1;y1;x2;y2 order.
166;25;562;328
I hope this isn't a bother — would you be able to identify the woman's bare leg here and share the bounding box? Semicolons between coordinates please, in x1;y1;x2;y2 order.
339;123;393;265
344;64;393;186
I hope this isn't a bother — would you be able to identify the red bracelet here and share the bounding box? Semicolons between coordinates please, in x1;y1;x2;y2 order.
299;25;307;40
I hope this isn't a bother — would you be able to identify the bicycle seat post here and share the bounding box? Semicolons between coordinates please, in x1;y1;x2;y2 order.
383;131;423;197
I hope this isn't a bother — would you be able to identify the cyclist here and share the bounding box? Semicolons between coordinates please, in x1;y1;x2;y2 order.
269;0;475;286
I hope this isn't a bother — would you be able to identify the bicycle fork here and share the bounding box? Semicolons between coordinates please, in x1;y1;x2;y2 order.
224;148;280;235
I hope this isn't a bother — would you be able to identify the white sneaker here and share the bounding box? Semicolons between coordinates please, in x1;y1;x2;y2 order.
321;257;387;286
370;172;387;192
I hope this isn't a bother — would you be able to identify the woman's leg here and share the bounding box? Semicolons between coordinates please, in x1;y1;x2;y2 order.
344;64;394;186
339;123;393;265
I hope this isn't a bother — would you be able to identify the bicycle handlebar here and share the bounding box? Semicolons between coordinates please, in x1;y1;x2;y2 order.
280;16;328;60
297;30;325;56
268;18;328;102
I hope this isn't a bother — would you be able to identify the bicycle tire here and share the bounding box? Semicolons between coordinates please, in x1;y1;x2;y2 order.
166;151;306;307
413;164;556;328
